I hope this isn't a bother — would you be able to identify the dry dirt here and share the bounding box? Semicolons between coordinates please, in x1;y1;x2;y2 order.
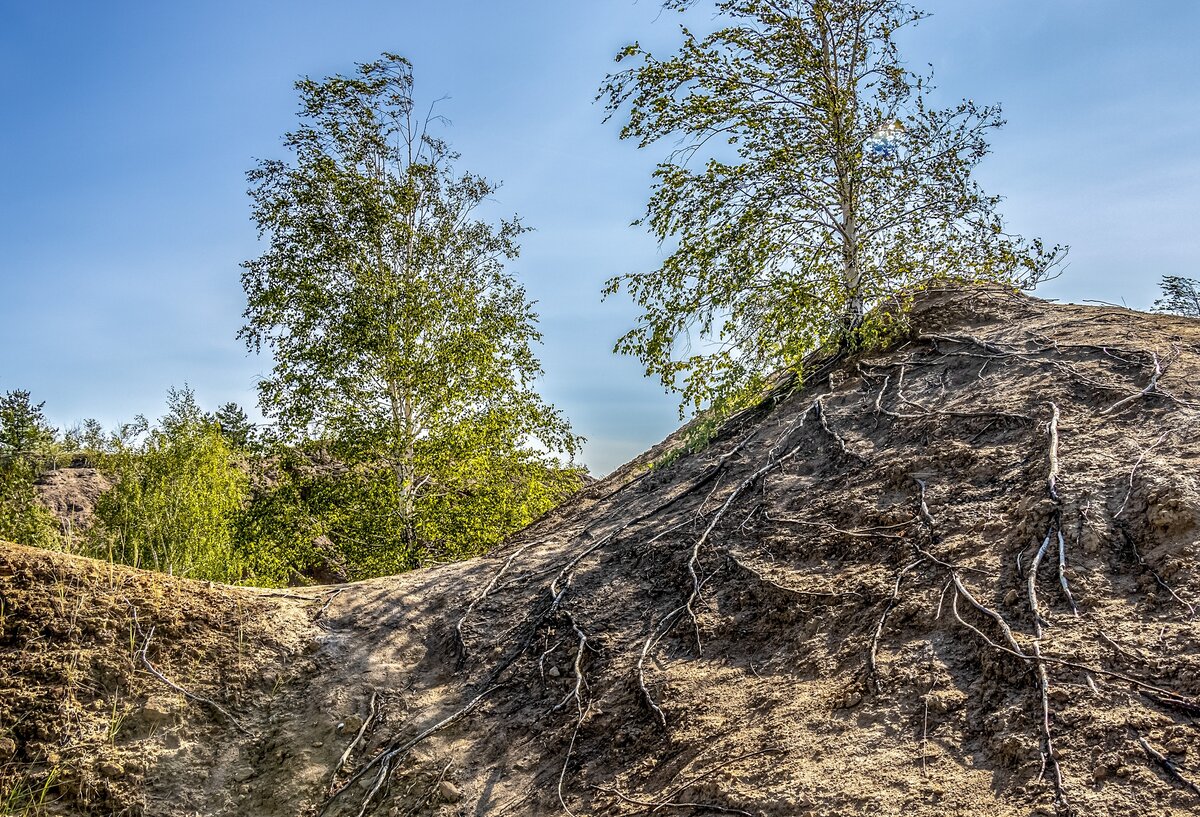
35;467;111;543
3;289;1200;817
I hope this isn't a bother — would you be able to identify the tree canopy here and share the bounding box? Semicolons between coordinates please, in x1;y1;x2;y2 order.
1153;275;1200;317
241;53;581;564
602;0;1064;412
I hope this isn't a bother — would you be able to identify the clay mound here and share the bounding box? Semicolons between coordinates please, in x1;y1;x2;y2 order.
35;466;112;539
3;289;1200;817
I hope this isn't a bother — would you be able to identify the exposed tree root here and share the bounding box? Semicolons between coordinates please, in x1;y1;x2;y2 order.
872;373;891;417
814;396;866;462
914;446;1070;811
321;685;501;817
951;595;1199;704
454;540;543;658
1115;430;1174;518
917;333;1180;406
1137;735;1200;798
1102;353;1163;414
866;560;921;692
949;576;1066;810
682;412;815;652
1046;402;1061;502
555;612;594;817
1028;532;1053;634
312;588;347;630
330;691;380;792
1040;403;1077;616
130;606;249;735
1054;526;1078;616
763;511;913;540
1140;690;1200;717
636;606;686;727
866;360;1033;424
552;614;590;716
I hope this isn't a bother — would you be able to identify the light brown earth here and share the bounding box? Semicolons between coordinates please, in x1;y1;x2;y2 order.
34;467;111;543
3;289;1199;816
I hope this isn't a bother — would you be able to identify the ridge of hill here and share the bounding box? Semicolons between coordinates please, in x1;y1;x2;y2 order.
3;289;1199;817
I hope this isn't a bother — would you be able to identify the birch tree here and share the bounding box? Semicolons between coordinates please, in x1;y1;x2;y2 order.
602;0;1063;412
241;54;579;558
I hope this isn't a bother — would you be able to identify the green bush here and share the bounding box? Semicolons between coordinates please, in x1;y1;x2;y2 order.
233;439;585;582
0;463;60;550
90;388;249;582
231;447;327;586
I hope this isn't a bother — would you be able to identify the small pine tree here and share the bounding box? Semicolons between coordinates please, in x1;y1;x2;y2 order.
0;390;61;549
214;402;257;450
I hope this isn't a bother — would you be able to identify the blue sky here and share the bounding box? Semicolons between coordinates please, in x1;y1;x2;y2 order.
1;1;1197;474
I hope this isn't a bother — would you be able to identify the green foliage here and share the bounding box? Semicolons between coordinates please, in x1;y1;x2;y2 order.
1153;275;1200;317
62;418;109;466
0;391;57;471
90;387;250;582
231;446;330;586
235;440;585;582
0;377;581;584
601;0;1064;412
240;53;582;568
409;419;587;564
0;391;60;549
0;468;60;551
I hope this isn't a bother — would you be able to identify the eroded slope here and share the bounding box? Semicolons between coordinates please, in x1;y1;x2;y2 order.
4;290;1200;817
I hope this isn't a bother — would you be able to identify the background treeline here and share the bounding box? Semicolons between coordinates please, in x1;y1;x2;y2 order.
0;387;585;587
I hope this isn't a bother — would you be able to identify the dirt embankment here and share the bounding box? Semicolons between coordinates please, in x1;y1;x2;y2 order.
3;289;1200;817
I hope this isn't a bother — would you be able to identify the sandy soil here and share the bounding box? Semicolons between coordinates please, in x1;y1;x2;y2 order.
3;289;1199;816
35;467;111;543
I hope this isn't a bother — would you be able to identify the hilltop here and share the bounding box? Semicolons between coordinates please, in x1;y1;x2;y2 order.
2;289;1199;816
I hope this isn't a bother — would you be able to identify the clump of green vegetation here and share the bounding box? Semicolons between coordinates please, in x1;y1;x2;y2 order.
236;440;585;583
0;765;59;816
0;384;584;587
89;387;250;583
0;390;62;550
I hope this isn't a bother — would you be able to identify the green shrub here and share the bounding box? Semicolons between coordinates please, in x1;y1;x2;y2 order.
90;388;249;582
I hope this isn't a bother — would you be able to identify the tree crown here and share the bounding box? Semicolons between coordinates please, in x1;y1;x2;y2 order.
241;54;580;562
602;0;1064;413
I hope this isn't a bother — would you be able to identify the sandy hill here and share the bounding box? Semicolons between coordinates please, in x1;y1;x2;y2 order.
2;289;1199;817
